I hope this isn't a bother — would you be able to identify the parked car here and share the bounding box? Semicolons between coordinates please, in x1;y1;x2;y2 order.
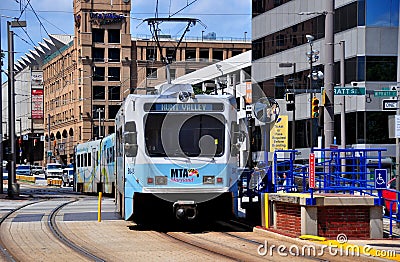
31;165;45;176
16;165;31;176
45;163;64;179
382;178;397;215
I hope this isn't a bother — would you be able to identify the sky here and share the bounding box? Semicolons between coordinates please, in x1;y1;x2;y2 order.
0;0;251;77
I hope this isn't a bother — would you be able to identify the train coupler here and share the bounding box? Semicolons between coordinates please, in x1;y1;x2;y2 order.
173;201;198;220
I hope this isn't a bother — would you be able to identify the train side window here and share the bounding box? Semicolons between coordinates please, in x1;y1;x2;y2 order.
84;153;87;167
77;154;80;167
124;121;138;157
88;152;92;166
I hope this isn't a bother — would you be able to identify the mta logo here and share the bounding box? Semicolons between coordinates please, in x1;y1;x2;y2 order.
171;169;199;178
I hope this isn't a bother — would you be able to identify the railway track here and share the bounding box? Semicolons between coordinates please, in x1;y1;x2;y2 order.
0;197;106;262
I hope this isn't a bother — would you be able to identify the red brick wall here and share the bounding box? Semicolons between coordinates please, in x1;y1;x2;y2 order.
275;203;301;236
318;206;370;239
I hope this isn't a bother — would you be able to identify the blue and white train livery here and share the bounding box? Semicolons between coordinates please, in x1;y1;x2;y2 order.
75;133;115;194
115;84;240;222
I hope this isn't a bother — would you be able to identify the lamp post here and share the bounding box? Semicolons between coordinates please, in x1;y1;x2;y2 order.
324;0;335;149
201;30;204;42
7;19;26;197
244;31;247;42
279;62;296;150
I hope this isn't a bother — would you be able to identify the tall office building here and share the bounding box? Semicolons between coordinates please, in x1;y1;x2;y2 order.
252;0;399;162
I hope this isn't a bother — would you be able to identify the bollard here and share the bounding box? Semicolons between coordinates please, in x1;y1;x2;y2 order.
98;191;102;222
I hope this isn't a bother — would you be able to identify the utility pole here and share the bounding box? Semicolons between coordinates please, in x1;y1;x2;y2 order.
7;19;26;197
48;114;51;164
340;40;346;174
323;0;335;149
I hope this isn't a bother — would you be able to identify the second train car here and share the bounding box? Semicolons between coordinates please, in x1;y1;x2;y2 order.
75;133;116;194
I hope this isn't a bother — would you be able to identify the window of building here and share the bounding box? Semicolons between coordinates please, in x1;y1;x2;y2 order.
92;105;105;119
146;47;157;60
108;29;120;43
366;0;399;27
108;86;120;100
108;126;115;134
169;68;176;80
108;48;120;62
146;68;157;79
92;48;105;62
108;105;120;119
199;49;209;60
93;67;105;81
108;67;120;81
166;48;176;62
185;49;196;60
366;56;397;81
92;28;105;43
252;2;357;61
276;34;285;46
212;49;223;61
93;86;105;100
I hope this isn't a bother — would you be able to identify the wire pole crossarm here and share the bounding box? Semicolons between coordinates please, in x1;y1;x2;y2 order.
144;17;202;84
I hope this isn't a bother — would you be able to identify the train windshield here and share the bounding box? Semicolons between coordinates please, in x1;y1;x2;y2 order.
145;113;225;157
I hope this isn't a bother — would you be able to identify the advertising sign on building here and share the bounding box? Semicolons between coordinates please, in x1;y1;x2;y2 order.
245;82;252;104
269;115;288;151
31;89;44;119
31;71;43;87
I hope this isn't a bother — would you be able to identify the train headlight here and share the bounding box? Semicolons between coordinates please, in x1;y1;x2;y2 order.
155;176;167;185
203;176;215;184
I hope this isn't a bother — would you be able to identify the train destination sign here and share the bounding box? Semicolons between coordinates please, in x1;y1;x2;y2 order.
145;103;224;112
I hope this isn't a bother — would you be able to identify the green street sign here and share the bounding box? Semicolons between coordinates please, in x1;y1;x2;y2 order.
374;90;397;97
321;87;366;95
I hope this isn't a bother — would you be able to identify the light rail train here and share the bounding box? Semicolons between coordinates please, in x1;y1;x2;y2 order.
75;84;240;222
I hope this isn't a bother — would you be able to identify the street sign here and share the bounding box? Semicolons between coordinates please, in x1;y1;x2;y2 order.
374;169;387;189
309;153;315;189
382;99;398;111
321;87;366;95
40;135;45;142
47;151;52;157
374;90;397;97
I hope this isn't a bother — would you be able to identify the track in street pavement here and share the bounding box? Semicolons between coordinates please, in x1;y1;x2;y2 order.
0;196;106;262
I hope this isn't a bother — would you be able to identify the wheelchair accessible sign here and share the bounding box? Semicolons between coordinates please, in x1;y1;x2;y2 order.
375;169;387;189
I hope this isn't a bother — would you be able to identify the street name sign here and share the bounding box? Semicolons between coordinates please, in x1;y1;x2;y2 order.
382;99;398;111
374;90;397;97
321;87;366;95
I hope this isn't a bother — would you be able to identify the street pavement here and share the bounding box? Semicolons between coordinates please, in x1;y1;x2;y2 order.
1;181;400;261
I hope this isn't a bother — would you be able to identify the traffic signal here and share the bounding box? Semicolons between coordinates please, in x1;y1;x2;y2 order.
311;97;319;118
33;139;38;147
